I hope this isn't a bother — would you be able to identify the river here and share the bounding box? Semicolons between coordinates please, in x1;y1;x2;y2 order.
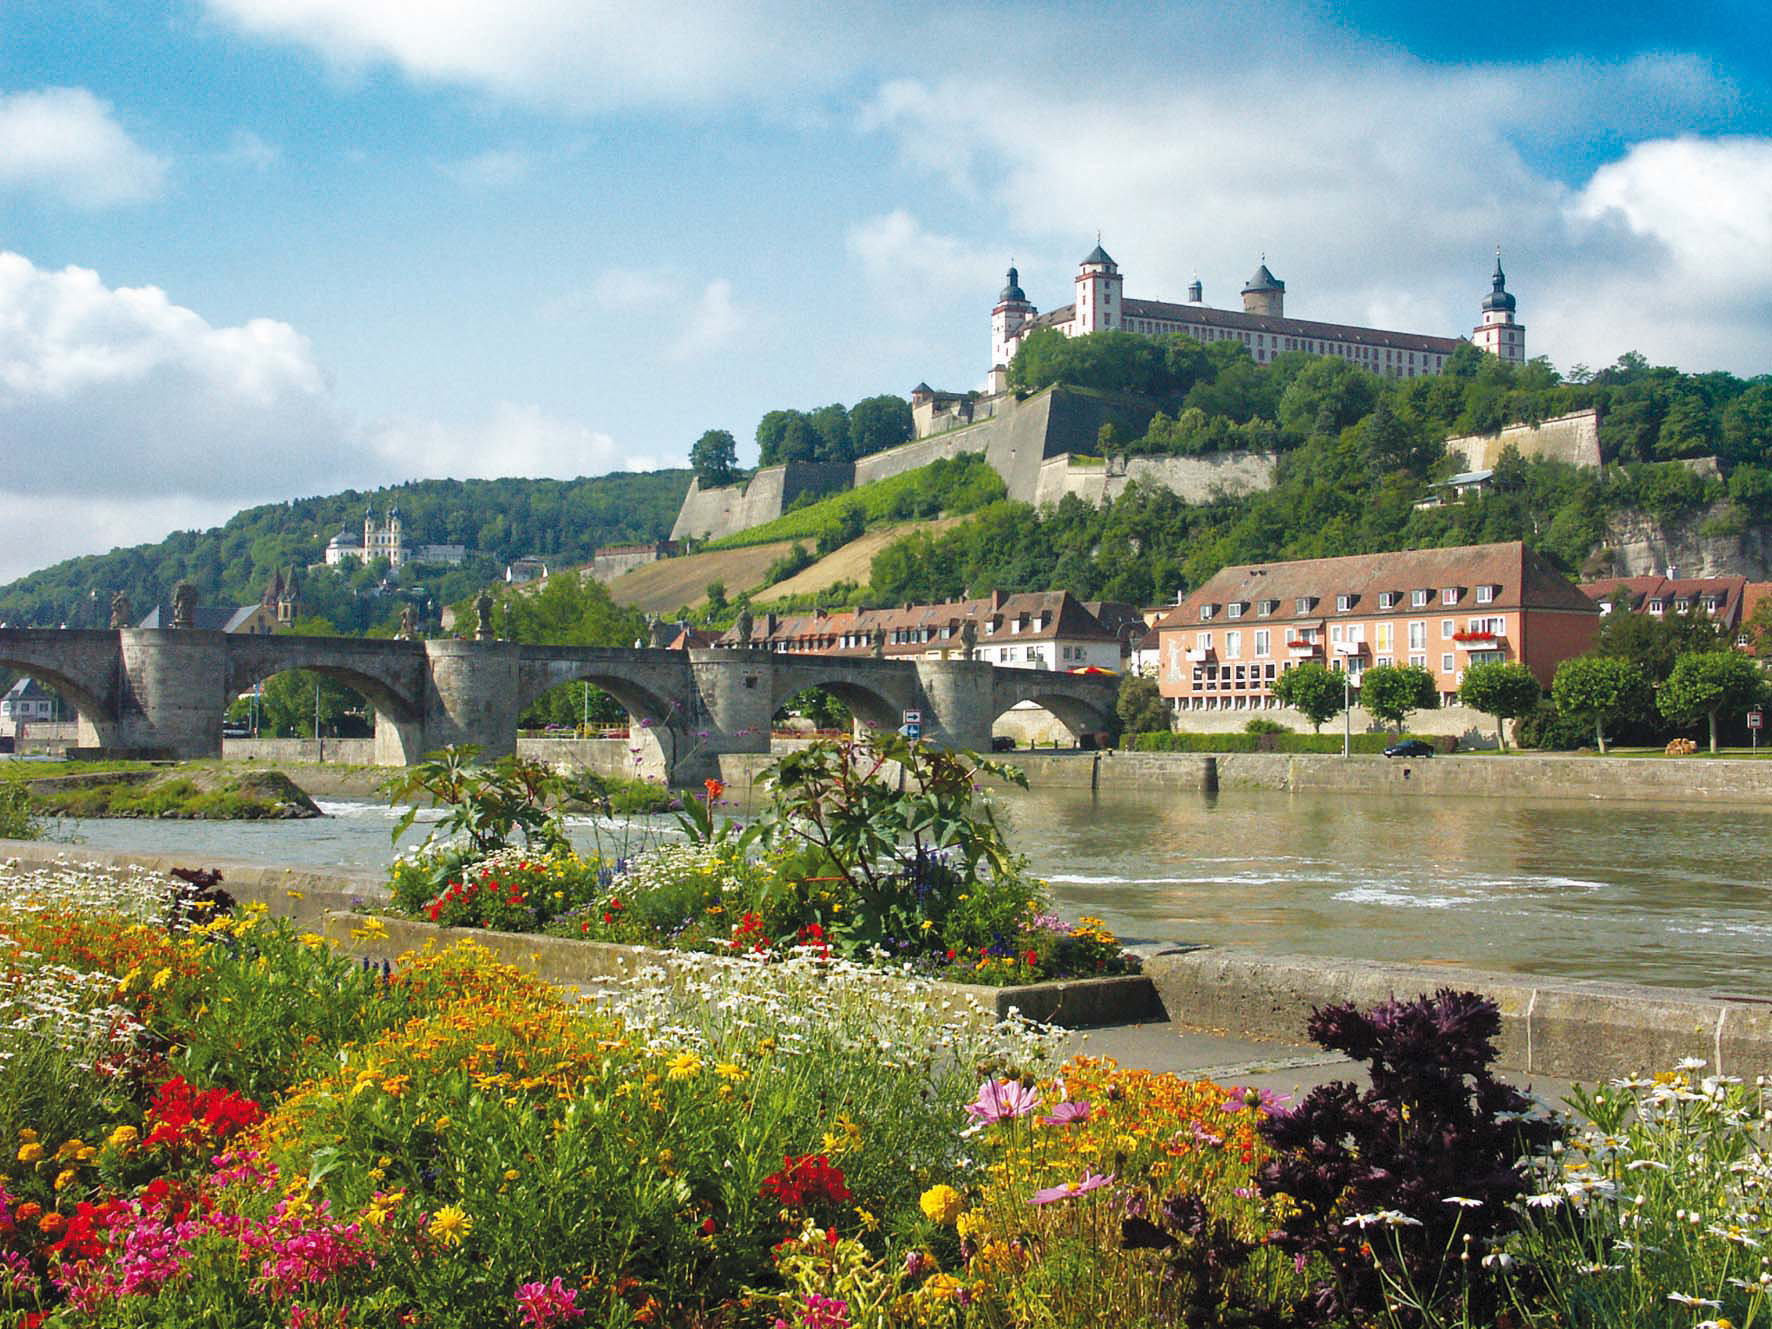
42;784;1772;996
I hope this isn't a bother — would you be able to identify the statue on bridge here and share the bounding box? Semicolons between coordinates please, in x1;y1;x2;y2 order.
474;591;494;642
109;590;131;631
735;606;753;647
872;630;886;659
171;582;197;630
960;618;977;657
398;604;417;640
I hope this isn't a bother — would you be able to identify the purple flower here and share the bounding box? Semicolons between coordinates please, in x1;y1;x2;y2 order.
1041;1099;1092;1127
1224;1086;1292;1116
1030;1172;1113;1206
964;1078;1040;1125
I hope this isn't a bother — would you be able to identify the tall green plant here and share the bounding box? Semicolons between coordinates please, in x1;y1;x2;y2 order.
385;746;588;857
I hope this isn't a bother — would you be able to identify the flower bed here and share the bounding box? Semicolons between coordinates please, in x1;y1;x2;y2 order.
381;737;1143;990
1;856;1768;1328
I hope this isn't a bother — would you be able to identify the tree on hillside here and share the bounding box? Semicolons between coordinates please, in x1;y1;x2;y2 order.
1358;663;1438;736
848;395;914;459
815;501;866;556
1551;655;1651;754
1271;662;1346;733
1457;660;1543;751
1115;673;1169;738
808;404;852;464
689;429;739;487
1656;649;1767;753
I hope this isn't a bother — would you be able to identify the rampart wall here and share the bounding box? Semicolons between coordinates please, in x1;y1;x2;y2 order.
1446;408;1601;471
1031;450;1277;509
668;461;853;543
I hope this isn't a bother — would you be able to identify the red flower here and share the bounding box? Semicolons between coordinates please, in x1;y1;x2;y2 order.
760;1154;851;1208
1025;950;1037;965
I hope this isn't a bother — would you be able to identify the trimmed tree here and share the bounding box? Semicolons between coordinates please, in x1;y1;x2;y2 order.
688;429;739;487
1115;672;1170;739
1551;655;1651;755
1457;661;1543;752
1271;662;1346;734
1358;663;1438;736
1657;650;1768;753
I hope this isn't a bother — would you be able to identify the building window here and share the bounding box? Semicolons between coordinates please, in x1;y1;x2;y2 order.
1441;587;1460;605
1336;594;1355;612
1476;584;1496;604
1408;621;1426;651
1375;623;1393;653
1254;630;1270;657
1409;654;1427;669
1411;589;1430;608
1258;599;1277;616
1378;592;1398;610
1441;619;1454;638
1441;653;1455;672
1199;632;1213;651
1225;631;1242;659
1228;602;1243;619
1647;599;1664;615
1295;596;1316;614
1200;604;1215;621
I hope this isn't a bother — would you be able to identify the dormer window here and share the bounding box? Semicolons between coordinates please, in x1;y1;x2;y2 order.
1378;592;1398;610
1295;596;1317;614
1011;617;1022;633
1411;589;1430;608
1702;596;1720;614
1673;598;1692;613
1475;584;1497;605
1227;602;1243;619
1599;603;1614;616
1647;599;1664;616
1335;593;1356;612
1257;599;1277;617
985;619;996;634
1441;587;1460;606
1200;603;1217;622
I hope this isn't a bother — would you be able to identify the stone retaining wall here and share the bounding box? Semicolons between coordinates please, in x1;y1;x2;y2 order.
1146;946;1772;1082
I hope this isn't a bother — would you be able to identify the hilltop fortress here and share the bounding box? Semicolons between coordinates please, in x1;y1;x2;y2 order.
670;243;1537;546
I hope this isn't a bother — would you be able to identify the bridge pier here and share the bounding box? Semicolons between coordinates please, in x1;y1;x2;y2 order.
418;640;524;760
913;658;996;752
684;649;775;782
116;629;229;758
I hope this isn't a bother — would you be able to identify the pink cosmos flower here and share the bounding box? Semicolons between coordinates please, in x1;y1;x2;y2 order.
1040;1099;1092;1127
1030;1171;1114;1205
964;1078;1040;1125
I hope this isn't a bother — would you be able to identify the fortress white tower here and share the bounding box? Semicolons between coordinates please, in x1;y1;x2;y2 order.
990;264;1035;391
1073;241;1122;334
1472;249;1525;364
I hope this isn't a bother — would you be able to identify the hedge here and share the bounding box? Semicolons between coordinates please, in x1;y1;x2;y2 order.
1122;731;1456;755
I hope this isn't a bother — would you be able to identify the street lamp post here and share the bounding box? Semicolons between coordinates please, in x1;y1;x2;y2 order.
1333;642;1361;759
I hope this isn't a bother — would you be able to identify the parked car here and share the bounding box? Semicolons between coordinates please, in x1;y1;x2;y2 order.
221;723;251;738
990;736;1016;752
1383;739;1434;759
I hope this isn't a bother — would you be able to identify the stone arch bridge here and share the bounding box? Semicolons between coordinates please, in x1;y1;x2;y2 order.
0;629;1116;783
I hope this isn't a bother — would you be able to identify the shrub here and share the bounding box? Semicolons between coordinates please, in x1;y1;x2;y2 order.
1124;730;1424;755
1243;717;1287;734
1257;989;1561;1326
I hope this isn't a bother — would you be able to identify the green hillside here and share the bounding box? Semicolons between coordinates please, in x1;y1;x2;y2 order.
0;471;692;634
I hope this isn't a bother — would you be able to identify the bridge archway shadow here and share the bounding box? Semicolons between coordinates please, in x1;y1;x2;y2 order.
514;665;690;782
991;683;1116;747
0;653;113;748
768;671;906;736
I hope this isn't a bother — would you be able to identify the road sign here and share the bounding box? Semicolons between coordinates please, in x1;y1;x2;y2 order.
902;710;921;726
1750;709;1764;730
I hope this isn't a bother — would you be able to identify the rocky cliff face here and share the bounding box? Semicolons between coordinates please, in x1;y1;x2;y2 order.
1598;505;1772;579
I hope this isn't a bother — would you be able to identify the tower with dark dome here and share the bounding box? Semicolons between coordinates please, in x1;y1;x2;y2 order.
1472;248;1524;364
989;263;1037;393
1241;257;1285;317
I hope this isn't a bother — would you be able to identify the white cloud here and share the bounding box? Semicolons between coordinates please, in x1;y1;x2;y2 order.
364;402;667;480
859;50;1771;374
0;87;167;207
442;147;531;187
847;210;1000;304
200;0;867;115
668;279;744;361
589;268;681;310
219;129;280;170
0;251;654;580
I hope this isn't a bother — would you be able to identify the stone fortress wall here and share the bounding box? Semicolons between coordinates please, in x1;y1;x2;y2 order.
669;461;853;543
1445;408;1601;471
587;542;679;582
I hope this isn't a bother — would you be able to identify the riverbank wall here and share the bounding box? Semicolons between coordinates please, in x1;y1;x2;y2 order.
4;839;1768;1083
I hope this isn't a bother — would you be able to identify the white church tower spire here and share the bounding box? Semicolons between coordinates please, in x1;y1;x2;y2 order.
1073;238;1121;334
989;261;1036;392
1472;247;1524;363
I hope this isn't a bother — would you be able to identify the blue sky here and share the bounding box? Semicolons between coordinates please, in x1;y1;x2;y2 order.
1;0;1768;580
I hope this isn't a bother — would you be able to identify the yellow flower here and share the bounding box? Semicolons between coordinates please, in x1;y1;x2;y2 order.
503;1168;520;1181
666;1051;702;1081
954;1209;988;1242
714;1062;746;1082
365;1190;404;1228
150;967;172;992
428;1204;472;1248
855;1206;879;1231
919;1184;965;1226
53;1167;77;1191
433;1116;452;1133
923;1273;963;1300
107;1125;138;1151
16;1143;43;1164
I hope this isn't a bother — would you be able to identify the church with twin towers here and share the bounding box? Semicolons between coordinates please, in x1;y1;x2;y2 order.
986;243;1524;392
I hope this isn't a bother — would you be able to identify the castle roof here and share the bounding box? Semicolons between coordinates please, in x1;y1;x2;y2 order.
1023;297;1463;356
1481;252;1516;313
999;265;1028;304
1242;261;1284;293
1081;243;1116;267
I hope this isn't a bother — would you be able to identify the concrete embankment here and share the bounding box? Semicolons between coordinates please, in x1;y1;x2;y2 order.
4;839;1768;1084
997;749;1772;805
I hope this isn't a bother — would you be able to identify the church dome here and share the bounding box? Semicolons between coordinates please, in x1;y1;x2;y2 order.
1482;253;1515;313
999;265;1027;303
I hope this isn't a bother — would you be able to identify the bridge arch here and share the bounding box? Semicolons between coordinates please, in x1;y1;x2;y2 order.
515;654;697;781
768;662;913;734
0;647;116;749
991;673;1117;744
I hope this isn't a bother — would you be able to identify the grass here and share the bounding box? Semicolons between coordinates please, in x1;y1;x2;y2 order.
698;454;1003;551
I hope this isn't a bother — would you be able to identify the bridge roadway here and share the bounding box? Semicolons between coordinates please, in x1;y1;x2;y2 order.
0;628;1116;782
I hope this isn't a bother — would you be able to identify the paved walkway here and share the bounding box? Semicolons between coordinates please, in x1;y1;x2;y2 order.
1062;1020;1580;1108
